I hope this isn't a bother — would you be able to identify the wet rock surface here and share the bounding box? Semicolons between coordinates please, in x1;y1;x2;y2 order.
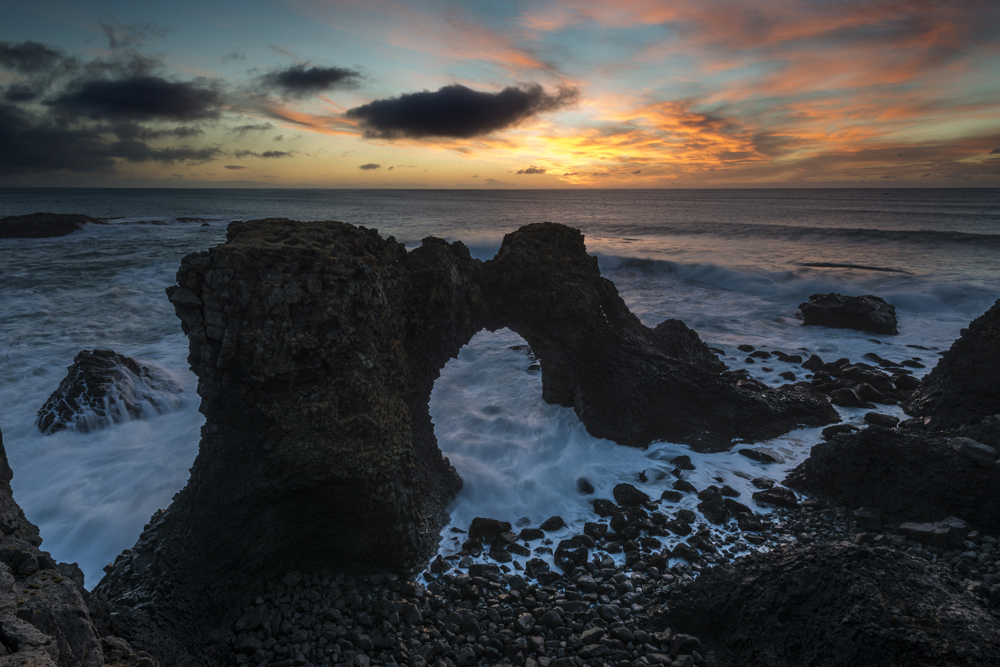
0;212;105;238
787;419;1000;531
905;298;1000;428
798;292;898;334
0;427;150;666
88;219;844;664
36;349;183;434
657;541;1000;667
483;224;838;450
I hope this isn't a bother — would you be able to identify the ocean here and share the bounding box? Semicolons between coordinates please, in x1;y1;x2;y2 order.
1;187;998;587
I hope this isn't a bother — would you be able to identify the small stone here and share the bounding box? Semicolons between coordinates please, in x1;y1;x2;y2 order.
738;448;780;464
864;412;899;428
950;437;996;467
540;516;566;531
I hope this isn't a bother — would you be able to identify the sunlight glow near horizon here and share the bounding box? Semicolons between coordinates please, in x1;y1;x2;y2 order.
2;0;999;188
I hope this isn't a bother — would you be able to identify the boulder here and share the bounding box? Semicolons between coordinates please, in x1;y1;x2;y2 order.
36;349;183;434
787;426;1000;531
612;483;650;507
799;293;898;335
904;299;1000;428
656;541;1000;666
0;212;104;239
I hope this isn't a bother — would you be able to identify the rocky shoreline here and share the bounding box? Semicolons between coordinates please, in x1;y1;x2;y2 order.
1;218;997;666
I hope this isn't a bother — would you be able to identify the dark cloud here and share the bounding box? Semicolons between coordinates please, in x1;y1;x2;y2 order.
4;84;40;102
100;19;170;50
234;150;293;158
231;122;276;136
113;124;204;140
0;40;65;73
53;75;222;121
0;102;115;174
358;163;381;170
563;172;578;176
106;139;221;163
992;147;1000;154
225;165;248;170
260;64;362;99
631;170;642;175
222;51;246;63
345;83;579;139
516;166;546;174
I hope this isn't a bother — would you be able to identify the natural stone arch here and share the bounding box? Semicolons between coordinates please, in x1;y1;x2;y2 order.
93;219;836;662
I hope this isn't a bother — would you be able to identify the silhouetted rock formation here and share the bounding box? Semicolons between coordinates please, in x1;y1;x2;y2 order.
656;541;1000;667
36;349;183;434
0;212;104;239
482;224;838;449
92;220;837;662
787;422;1000;531
789;300;1000;532
905;298;1000;428
799;292;898;334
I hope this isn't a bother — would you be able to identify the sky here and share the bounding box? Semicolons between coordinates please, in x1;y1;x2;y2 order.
2;0;999;188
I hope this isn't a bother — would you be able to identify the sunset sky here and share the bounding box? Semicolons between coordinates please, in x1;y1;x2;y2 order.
2;0;999;188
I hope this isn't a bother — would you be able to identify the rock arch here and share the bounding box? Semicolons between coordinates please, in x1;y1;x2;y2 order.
93;220;835;661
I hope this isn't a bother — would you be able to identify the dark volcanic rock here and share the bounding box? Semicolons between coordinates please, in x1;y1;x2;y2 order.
787;426;1000;531
0;212;104;238
905;299;1000;428
36;349;183;434
799;293;898;335
94;220;477;662
0;428;111;667
657;541;1000;667
483;223;837;450
92;219;839;663
613;483;650;507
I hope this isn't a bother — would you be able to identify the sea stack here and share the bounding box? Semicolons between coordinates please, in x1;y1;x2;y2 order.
93;220;838;661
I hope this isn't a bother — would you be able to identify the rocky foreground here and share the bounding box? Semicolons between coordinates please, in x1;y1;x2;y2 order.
1;219;998;666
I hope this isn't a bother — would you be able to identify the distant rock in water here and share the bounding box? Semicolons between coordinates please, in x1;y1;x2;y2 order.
36;349;183;434
905;298;1000;428
657;541;1000;666
799;292;898;335
0;212;104;239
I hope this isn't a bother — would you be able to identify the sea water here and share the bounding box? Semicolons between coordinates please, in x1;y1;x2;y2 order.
1;187;998;585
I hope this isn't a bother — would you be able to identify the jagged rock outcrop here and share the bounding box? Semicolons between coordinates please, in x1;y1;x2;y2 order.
905;298;1000;428
93;220;837;662
789;301;1000;531
36;350;183;434
656;541;1000;666
786;422;1000;531
93;220;478;662
799;292;898;334
0;213;104;239
483;224;838;449
0;427;149;666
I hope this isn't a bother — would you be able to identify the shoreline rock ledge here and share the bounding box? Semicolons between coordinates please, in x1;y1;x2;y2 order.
92;219;836;662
